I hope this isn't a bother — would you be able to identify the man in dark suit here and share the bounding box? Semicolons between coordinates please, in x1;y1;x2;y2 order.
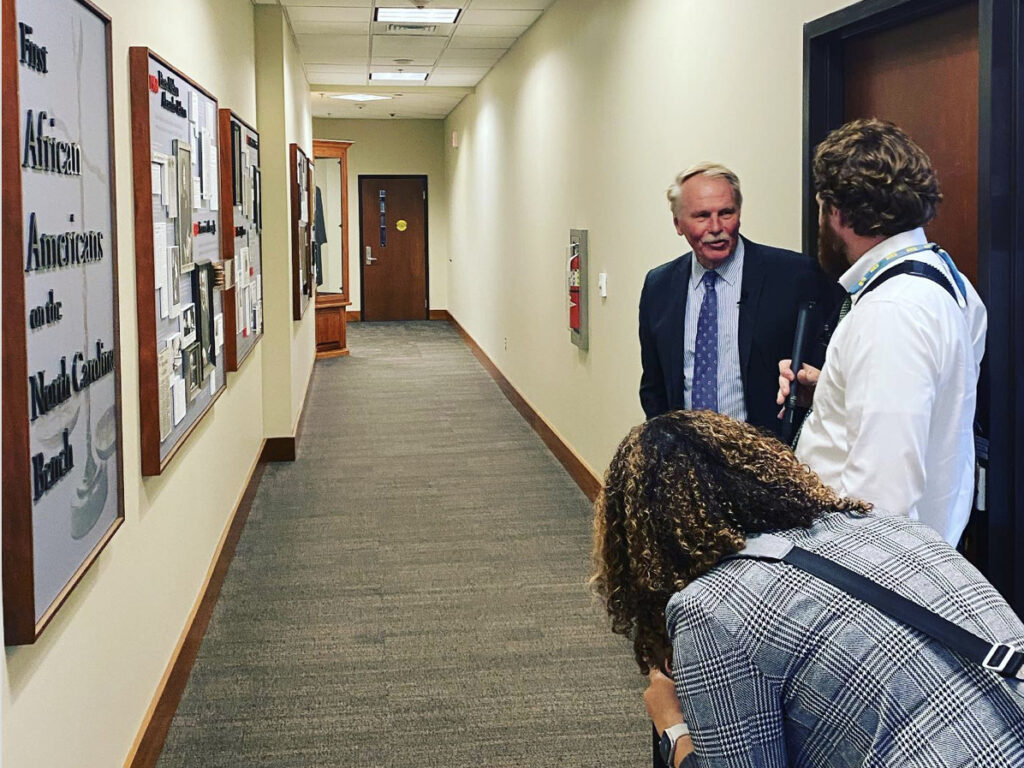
639;163;829;437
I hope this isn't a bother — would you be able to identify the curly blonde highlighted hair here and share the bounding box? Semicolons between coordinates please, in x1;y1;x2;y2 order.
589;410;870;673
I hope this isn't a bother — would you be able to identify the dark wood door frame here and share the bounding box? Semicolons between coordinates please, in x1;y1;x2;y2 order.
357;174;430;321
312;139;352;302
804;0;1024;614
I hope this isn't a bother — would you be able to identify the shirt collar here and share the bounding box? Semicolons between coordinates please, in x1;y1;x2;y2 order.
838;228;927;293
691;236;745;290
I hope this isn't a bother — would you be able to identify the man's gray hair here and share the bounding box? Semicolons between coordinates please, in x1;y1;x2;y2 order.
666;162;743;214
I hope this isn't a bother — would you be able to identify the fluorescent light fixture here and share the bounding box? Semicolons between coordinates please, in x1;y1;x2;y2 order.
374;7;461;24
330;94;392;101
370;72;429;81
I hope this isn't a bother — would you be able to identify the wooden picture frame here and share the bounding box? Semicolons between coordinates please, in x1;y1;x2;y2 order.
129;47;226;476
218;109;264;371
290;143;314;321
2;0;125;645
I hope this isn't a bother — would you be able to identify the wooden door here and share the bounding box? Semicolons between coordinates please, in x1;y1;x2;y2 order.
843;1;979;283
359;176;428;321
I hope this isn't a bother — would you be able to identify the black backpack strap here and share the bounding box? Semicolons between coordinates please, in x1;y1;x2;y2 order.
857;259;959;303
730;535;1024;682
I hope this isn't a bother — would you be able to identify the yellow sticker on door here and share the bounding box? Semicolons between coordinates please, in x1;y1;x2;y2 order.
396;219;408;232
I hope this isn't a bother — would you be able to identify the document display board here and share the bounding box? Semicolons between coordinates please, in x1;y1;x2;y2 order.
128;47;226;476
290;143;314;320
218;110;263;370
2;0;125;645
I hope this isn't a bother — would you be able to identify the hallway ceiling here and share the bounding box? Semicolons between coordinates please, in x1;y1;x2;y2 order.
252;0;554;119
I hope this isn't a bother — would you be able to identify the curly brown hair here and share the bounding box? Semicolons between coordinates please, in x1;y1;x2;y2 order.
813;118;942;238
589;410;871;673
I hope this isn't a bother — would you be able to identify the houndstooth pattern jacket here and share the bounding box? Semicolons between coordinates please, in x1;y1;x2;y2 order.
666;511;1024;767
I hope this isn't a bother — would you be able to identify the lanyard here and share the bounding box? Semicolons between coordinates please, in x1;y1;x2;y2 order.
849;242;968;305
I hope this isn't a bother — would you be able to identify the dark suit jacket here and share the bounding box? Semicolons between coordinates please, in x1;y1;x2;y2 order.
639;237;834;437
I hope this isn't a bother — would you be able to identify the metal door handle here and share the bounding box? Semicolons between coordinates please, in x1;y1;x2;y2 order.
365;246;377;265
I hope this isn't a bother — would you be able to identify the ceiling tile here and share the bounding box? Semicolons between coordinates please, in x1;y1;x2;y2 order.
466;0;552;8
306;64;368;75
426;72;485;87
309;72;369;85
297;34;368;60
291;21;370;35
371;34;448;58
287;6;369;23
437;48;504;66
448;35;515;49
459;9;542;26
285;0;370;5
370;57;437;67
452;24;528;37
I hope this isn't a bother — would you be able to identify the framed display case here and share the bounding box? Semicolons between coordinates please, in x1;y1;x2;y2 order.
217;110;263;370
128;47;227;476
290;143;314;321
2;0;125;645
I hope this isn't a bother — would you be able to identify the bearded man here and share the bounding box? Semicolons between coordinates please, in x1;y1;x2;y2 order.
779;118;987;545
639;163;830;437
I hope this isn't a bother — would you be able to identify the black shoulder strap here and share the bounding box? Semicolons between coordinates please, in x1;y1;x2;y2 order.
858;259;959;303
731;536;1024;684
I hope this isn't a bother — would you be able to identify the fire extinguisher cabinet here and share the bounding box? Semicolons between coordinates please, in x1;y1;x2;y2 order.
567;229;589;351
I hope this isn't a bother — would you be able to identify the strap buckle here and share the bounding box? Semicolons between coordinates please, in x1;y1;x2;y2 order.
983;643;1014;673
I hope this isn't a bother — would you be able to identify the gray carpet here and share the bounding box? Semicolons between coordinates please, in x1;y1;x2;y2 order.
157;321;648;767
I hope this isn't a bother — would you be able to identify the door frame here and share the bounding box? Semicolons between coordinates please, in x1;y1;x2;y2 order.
311;139;352;303
804;0;1024;613
357;174;430;321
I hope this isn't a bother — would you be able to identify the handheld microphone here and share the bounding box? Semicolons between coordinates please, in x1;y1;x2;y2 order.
780;301;815;444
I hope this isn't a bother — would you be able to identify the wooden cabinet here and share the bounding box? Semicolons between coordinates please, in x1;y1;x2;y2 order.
315;293;350;358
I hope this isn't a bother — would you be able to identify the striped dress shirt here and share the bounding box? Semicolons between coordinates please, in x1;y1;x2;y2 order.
667;511;1024;767
684;239;746;421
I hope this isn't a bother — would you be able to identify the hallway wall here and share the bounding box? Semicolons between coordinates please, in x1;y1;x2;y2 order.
257;6;316;436
443;0;856;478
2;2;310;766
313;119;449;313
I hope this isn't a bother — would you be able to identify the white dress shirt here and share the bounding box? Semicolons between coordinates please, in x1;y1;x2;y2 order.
683;237;747;422
796;228;987;545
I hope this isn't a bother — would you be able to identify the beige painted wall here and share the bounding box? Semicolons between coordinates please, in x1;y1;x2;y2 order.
443;0;856;480
312;119;448;312
257;6;315;436
1;1;307;766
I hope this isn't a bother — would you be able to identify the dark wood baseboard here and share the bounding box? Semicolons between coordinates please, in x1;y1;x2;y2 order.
445;314;602;502
260;361;317;463
125;447;267;768
127;363;321;765
260;436;296;462
346;310;360;322
429;309;449;321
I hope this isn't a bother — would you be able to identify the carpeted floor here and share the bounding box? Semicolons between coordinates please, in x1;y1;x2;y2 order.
157;321;648;767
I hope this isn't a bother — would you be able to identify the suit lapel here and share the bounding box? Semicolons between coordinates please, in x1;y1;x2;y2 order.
738;239;766;388
664;255;691;407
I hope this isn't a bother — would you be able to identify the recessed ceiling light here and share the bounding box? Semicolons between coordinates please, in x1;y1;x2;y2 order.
374;8;461;23
370;72;429;81
330;94;393;101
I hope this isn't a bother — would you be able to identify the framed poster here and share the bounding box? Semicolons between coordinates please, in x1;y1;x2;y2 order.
290;143;314;321
128;47;226;476
217;110;263;370
2;0;125;645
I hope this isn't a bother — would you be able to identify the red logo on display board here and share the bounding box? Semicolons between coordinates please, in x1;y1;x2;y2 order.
193;223;200;236
148;74;159;93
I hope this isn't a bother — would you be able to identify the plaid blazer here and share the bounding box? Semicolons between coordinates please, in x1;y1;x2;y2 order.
666;511;1024;767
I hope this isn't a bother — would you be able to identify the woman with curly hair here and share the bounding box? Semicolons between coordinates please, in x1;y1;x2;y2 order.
591;410;1024;768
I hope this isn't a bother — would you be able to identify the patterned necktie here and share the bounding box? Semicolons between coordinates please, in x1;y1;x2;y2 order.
691;270;719;411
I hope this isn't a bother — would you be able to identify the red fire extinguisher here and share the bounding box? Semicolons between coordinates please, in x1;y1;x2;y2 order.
568;246;581;332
